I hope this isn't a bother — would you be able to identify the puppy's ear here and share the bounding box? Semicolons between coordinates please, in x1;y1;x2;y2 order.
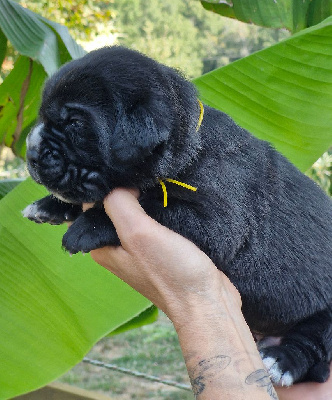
111;97;171;164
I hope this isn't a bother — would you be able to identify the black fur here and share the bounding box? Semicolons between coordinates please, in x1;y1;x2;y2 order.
23;46;332;385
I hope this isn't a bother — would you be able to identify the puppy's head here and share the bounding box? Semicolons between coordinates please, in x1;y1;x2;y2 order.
26;46;201;204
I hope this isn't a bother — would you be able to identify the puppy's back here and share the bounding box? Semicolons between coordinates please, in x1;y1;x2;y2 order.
191;106;332;332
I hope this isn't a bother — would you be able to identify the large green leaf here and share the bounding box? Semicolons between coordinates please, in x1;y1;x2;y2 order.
0;179;152;399
0;28;7;69
0;0;84;76
0;0;86;158
308;0;332;27
38;14;86;64
0;179;23;200
200;0;332;32
110;306;159;336
0;56;47;157
193;16;332;172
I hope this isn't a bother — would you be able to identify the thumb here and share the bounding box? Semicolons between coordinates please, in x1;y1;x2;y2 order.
103;188;151;241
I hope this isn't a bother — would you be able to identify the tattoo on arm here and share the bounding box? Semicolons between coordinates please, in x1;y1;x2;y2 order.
246;369;278;400
188;357;278;399
188;355;231;396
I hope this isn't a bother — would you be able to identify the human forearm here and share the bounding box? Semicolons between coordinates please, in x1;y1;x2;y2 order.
172;287;278;400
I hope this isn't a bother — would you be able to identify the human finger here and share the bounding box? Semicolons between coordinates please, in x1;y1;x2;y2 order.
90;245;134;281
103;188;159;247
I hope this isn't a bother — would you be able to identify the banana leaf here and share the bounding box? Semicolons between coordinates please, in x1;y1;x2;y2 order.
0;179;153;399
0;179;23;200
0;0;84;76
193;16;332;172
0;56;47;157
200;0;332;33
0;0;86;158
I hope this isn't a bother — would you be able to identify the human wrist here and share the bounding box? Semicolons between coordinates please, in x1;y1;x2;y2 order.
166;269;242;332
173;304;277;399
168;275;278;399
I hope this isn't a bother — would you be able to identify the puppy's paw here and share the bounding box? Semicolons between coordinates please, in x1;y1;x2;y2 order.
306;361;331;383
259;341;325;386
62;207;120;254
260;351;294;387
23;195;82;225
23;202;52;224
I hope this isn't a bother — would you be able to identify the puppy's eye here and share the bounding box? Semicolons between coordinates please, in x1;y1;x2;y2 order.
68;117;83;129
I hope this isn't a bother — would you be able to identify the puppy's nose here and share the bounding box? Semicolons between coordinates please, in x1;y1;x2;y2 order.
26;148;39;166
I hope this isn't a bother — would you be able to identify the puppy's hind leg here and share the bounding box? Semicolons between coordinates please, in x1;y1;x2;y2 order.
22;195;82;225
259;306;332;385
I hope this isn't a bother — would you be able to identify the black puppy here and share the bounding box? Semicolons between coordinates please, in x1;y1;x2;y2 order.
23;46;332;386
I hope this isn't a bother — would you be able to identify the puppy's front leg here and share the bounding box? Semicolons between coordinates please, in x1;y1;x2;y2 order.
23;195;82;225
62;204;120;254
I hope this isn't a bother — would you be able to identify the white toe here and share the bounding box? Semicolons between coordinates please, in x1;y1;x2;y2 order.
280;371;294;387
22;203;38;218
261;355;294;386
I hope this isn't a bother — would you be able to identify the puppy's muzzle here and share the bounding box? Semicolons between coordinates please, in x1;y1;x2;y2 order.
26;123;66;186
26;123;44;183
26;147;39;168
26;147;42;184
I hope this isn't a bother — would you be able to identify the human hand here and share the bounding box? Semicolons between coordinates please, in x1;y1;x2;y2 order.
275;367;332;400
90;189;273;400
90;188;241;326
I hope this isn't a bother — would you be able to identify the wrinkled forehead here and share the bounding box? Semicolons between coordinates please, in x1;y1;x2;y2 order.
41;66;111;118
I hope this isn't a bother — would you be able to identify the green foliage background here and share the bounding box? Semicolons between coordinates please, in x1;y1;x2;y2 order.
26;0;290;78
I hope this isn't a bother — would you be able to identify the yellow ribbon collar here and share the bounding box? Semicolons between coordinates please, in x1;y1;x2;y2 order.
158;178;197;207
196;99;204;131
158;100;203;207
